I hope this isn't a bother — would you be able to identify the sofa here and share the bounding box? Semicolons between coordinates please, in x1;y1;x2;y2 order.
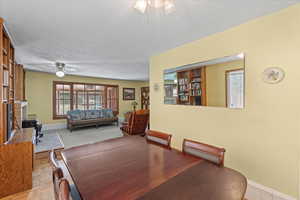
67;109;118;131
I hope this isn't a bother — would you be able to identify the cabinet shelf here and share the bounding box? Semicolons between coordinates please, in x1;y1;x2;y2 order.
2;48;8;55
175;67;207;106
2;64;8;70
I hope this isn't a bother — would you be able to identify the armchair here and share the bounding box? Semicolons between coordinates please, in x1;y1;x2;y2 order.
120;110;149;135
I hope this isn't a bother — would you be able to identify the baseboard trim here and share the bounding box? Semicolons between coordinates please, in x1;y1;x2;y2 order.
43;123;67;131
246;179;296;200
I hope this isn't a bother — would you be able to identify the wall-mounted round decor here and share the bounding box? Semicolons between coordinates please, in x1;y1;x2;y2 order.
262;67;285;84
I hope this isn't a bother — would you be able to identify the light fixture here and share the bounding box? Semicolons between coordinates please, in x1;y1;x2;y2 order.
56;62;65;78
134;0;175;14
164;0;175;14
134;0;147;13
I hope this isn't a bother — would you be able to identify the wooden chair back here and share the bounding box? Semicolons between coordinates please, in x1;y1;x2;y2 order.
58;178;71;200
52;167;65;200
135;109;149;115
127;112;149;135
146;130;172;148
182;139;226;167
50;150;60;169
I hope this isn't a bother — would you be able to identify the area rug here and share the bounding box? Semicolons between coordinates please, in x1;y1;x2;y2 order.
45;125;123;149
35;132;64;153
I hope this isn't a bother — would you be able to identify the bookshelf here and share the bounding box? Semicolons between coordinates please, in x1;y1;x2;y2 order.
177;67;207;106
0;18;25;144
177;71;190;104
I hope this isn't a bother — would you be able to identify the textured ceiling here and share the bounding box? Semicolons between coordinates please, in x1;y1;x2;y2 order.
1;0;299;80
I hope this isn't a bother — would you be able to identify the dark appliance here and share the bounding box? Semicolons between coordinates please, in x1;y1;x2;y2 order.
22;116;43;144
6;104;13;141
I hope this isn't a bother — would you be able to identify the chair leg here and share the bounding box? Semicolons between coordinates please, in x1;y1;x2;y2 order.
122;131;129;137
140;132;146;137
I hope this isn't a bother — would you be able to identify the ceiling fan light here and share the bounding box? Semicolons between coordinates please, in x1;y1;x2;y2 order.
164;0;175;14
56;70;65;78
134;0;147;13
56;62;65;78
151;0;164;8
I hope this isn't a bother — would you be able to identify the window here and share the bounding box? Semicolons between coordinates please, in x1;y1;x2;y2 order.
226;69;244;109
106;86;118;111
54;83;72;117
53;81;119;119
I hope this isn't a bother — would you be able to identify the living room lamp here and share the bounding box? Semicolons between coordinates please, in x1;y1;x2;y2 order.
134;0;175;14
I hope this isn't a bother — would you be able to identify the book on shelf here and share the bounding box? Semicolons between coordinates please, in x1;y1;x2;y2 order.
3;70;9;86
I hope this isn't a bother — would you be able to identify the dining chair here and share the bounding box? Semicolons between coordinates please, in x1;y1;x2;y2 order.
145;130;172;148
50;150;60;169
50;150;82;200
182;139;226;167
135;109;149;114
50;150;72;178
52;167;65;200
58;178;71;200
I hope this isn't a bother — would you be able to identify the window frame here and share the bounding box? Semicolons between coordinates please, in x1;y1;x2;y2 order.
53;81;119;120
225;69;245;109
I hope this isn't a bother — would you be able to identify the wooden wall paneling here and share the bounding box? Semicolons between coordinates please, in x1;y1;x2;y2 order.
14;103;21;130
201;67;207;106
0;18;4;144
21;66;24;100
22;69;25;100
14;64;22;101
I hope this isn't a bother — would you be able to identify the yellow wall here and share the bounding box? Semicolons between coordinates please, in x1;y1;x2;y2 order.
150;4;300;198
25;71;148;124
206;60;244;107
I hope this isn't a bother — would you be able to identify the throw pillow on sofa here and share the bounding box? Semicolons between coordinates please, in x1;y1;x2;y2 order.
67;110;86;121
103;109;114;118
85;110;99;119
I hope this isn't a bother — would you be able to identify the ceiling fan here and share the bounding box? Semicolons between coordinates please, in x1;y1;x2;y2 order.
22;61;80;78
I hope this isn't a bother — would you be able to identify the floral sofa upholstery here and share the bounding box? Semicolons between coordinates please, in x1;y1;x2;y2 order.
67;109;118;131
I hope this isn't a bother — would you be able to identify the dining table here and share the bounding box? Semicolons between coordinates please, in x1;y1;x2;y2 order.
61;136;247;200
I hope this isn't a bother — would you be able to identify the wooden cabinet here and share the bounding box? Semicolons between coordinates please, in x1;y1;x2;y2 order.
0;128;34;198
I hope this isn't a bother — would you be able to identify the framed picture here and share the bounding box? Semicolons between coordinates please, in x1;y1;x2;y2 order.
123;88;135;100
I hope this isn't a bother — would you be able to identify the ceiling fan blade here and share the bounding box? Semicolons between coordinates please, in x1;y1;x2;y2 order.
23;62;55;66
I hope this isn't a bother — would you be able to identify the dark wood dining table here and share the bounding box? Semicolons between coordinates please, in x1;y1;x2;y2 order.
61;136;247;200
